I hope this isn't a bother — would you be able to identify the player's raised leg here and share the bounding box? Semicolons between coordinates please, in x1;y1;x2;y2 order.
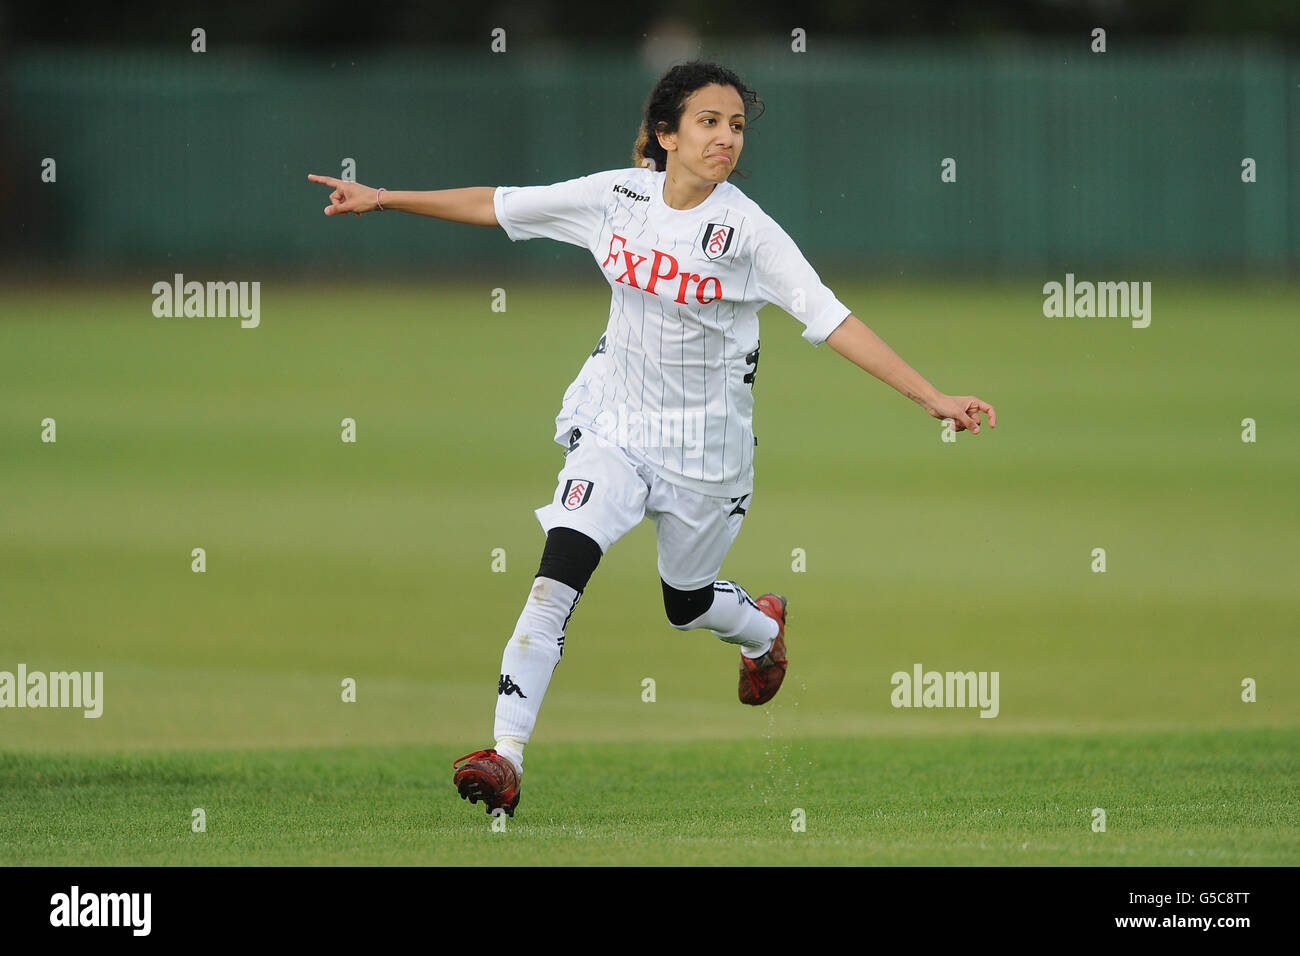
648;482;790;705
662;578;788;705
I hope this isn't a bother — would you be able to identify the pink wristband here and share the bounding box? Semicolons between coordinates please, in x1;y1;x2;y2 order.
376;187;386;212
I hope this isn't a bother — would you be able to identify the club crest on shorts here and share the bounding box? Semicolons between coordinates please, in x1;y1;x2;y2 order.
562;478;594;510
701;222;735;261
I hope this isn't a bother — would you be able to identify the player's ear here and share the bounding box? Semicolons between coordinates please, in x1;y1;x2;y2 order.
654;122;674;152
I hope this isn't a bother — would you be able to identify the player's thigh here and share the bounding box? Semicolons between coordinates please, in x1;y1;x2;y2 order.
534;430;650;554
649;484;750;590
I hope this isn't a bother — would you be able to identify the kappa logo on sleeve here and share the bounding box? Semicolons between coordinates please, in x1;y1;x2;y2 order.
562;478;594;510
701;222;736;260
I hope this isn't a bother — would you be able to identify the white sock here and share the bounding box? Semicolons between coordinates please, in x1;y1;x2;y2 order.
494;735;526;774
675;580;778;658
492;576;581;762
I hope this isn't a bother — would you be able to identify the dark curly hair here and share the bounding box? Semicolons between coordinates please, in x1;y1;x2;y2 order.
632;61;764;180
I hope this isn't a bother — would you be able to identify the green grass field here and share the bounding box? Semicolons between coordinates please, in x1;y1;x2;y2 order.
1;278;1297;865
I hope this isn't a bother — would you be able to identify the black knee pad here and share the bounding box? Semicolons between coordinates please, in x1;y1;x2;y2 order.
662;578;715;627
535;527;603;592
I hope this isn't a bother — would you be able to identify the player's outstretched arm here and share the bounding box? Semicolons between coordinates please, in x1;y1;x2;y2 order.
307;174;498;226
824;314;997;434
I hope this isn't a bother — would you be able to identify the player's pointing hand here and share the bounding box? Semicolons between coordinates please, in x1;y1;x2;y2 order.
308;174;382;217
928;394;997;435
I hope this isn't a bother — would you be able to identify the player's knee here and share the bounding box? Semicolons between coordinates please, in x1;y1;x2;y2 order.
535;527;603;593
662;578;715;629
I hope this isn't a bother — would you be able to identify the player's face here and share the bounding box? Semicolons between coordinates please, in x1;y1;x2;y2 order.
658;83;746;183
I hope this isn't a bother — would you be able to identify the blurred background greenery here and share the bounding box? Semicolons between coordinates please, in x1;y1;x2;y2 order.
1;4;1295;756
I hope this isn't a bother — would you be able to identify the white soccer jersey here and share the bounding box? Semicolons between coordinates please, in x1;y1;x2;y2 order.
493;166;852;497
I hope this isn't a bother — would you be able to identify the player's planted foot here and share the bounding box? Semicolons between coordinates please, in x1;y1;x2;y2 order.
739;594;788;705
453;748;522;816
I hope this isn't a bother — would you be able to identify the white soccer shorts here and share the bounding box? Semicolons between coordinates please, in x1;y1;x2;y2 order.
534;428;751;591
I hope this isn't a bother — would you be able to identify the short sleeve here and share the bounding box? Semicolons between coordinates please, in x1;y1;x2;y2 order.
753;216;852;346
493;170;619;248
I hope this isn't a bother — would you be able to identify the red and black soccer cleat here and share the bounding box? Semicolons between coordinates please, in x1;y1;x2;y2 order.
739;594;788;706
453;748;522;817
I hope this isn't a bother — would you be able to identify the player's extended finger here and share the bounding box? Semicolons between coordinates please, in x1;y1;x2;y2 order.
308;173;343;188
968;397;996;429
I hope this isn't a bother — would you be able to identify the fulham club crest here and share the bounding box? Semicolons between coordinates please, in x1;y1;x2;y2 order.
701;222;735;261
562;478;594;511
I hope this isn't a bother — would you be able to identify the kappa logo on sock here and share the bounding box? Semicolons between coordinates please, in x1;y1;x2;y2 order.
562;478;594;511
498;674;527;698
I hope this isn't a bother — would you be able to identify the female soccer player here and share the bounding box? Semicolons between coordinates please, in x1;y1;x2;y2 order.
309;61;995;817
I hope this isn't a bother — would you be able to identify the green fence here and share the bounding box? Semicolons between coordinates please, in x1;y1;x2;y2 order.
5;42;1296;274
